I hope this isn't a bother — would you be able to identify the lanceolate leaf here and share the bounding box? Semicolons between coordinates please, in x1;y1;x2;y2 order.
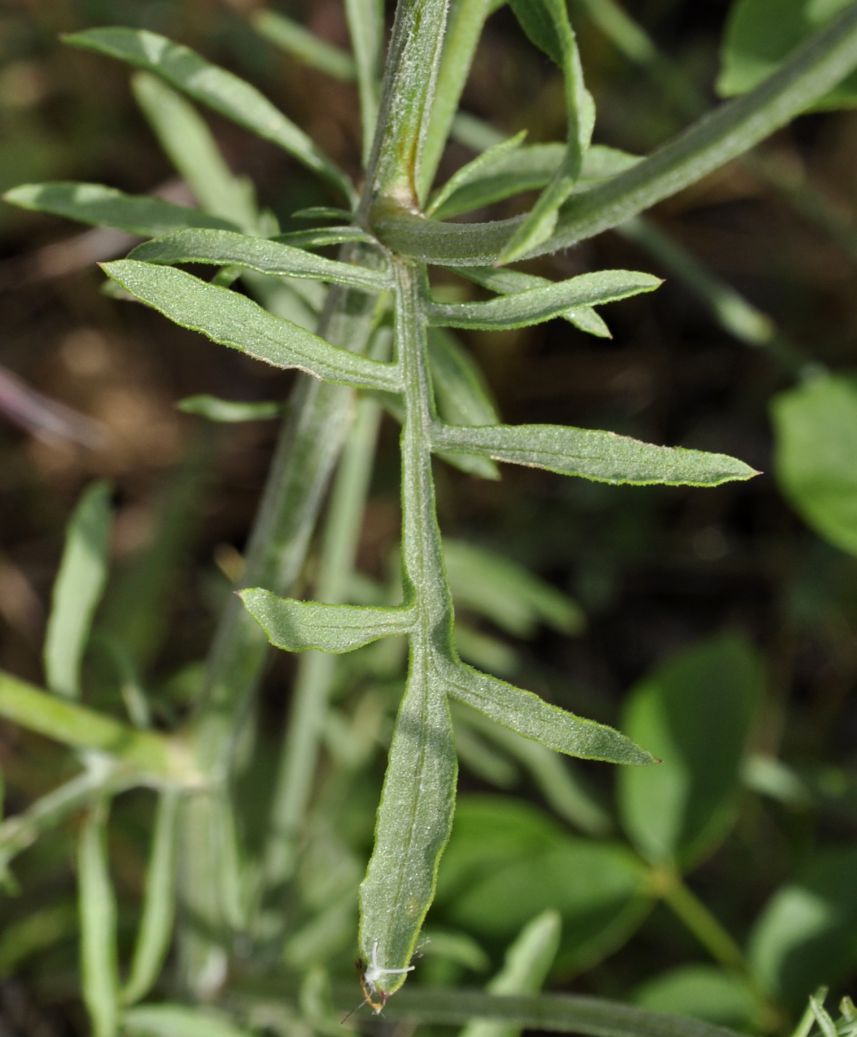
177;396;283;423
64;28;354;202
432;422;759;487
345;0;385;165
251;9;356;82
78;802;120;1037
3;182;234;236
458;266;610;338
129;229;392;293
240;590;415;653
100;261;401;393
437;656;653;764
427;131;529;217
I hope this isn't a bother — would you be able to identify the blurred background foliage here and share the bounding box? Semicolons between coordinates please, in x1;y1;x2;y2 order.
1;1;856;1034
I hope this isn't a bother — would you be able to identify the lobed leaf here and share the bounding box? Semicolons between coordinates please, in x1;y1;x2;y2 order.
456;267;617;337
437;655;653;764
129;228;391;293
428;270;660;329
64;28;354;201
240;590;415;653
44;481;112;699
358;654;458;996
78;802;120;1037
101;261;401;393
3;182;234;236
432;422;759;486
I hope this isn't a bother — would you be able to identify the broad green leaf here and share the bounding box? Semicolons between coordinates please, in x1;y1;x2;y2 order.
618;633;761;867
240;591;415;653
252;9;356;81
3;182;233;235
436;797;651;975
121;791;179;1006
749;846;857;1003
432;422;759;487
718;0;857;108
429;328;501;479
438;656;653;764
428;142;637;220
457;267;613;338
358;657;458;997
65;28;354;201
443;539;584;637
345;0;385;164
131;73;258;230
123;1004;257;1037
461;910;561;1037
500;0;594;261
78;801;119;1037
101;261;401;393
772;374;857;556
427;270;661;329
372;0;453;205
419;0;503;200
178;395;282;422
632;966;757;1031
129;229;391;293
44;481;112;699
374;987;748;1037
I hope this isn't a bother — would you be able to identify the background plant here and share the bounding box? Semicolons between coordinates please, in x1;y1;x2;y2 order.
1;2;857;1036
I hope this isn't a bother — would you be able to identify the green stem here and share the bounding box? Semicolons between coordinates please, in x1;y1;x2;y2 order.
375;3;857;263
0;670;198;786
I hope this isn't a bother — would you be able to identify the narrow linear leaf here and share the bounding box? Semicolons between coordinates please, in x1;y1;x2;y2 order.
429;328;502;479
2;182;234;236
252;9;356;81
178;395;283;423
345;0;385;165
427;130;529;217
44;481;112;699
274;225;378;249
240;590;415;653
78;801;119;1037
64;28;354;201
358;658;458;996
129;228;391;293
438;655;653;764
101;261;401;393
123;1004;257;1037
290;205;354;222
121;791;180;1006
428;270;661;330
458;267;613;338
433;422;759;487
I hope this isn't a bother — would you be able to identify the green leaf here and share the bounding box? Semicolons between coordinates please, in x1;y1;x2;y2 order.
121;791;179;1006
500;0;594;261
444;539;584;637
44;481;112;699
2;182;234;235
618;633;761;867
78;801;119;1037
438;656;654;764
434;269;658;331
432;422;759;487
123;1004;257;1037
427;130;529;217
358;659;458;998
129;229;391;293
252;9;356;81
436;797;651;976
240;591;415;653
177;395;283;422
64;28;354;201
632;966;757;1031
749;846;857;1004
772;374;857;556
274;225;378;249
718;0;857;108
100;261;401;393
429;328;502;479
461;910;561;1037
345;0;385;165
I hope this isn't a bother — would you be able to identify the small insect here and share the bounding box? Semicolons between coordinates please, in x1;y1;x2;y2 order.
341;941;415;1022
